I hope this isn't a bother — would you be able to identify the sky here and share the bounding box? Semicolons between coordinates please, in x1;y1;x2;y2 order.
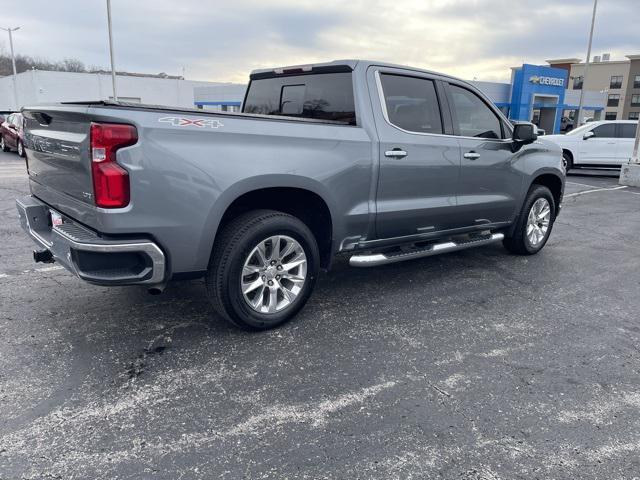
1;0;639;84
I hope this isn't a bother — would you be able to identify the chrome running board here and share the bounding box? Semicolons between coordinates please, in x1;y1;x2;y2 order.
349;233;504;267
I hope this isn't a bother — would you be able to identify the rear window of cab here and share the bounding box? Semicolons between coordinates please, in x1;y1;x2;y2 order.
242;72;356;125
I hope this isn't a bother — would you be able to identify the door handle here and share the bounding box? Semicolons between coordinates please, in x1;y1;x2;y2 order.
385;148;408;159
463;151;481;160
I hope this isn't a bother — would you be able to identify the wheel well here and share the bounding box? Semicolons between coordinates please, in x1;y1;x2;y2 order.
562;149;573;161
216;187;333;268
532;174;563;213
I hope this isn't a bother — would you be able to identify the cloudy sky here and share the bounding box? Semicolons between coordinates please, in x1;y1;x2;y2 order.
2;0;639;84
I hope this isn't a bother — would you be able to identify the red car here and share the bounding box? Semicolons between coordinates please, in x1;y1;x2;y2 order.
1;112;26;157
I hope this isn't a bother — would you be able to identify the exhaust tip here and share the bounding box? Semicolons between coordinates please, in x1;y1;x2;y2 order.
147;286;164;295
33;249;54;264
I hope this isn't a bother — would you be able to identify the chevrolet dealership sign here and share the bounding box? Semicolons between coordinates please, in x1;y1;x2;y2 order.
529;75;565;87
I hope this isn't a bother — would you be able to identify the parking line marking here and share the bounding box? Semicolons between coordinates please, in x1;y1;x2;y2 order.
566;181;604;188
564;185;627;198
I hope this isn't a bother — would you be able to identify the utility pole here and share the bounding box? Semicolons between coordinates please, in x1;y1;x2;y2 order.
576;0;597;126
106;0;118;101
0;26;21;110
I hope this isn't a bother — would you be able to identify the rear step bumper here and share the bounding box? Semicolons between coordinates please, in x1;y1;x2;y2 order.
16;195;166;286
349;233;504;267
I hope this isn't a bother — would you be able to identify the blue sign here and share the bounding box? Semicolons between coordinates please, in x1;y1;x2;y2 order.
510;64;568;133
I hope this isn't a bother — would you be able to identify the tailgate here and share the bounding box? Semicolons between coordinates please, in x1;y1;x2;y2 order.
23;106;94;205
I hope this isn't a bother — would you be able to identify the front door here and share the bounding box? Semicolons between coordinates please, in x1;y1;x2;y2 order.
579;123;618;164
445;82;521;227
367;68;461;239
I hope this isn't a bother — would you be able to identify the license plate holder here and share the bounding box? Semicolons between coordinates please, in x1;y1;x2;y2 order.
50;210;63;227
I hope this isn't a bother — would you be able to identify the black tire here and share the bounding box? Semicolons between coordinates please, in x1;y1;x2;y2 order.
206;209;320;330
562;151;573;172
17;140;25;158
503;185;556;255
0;136;9;152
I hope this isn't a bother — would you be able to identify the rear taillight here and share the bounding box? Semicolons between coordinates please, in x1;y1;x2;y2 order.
90;122;137;208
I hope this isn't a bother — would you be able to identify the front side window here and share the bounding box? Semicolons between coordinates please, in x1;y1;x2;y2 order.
592;123;616;137
610;75;623;89
449;84;502;139
619;123;638;138
379;74;443;134
243;72;356;125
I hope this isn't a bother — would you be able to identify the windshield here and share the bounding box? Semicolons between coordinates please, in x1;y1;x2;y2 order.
566;123;594;135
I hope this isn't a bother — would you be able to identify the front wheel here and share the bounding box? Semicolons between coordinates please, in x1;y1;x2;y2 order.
562;151;573;172
17;140;25;158
503;185;556;255
0;136;9;152
206;210;320;330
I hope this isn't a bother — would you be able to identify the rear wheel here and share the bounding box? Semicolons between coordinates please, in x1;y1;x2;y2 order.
17;140;25;158
206;210;320;330
0;136;9;152
503;185;556;255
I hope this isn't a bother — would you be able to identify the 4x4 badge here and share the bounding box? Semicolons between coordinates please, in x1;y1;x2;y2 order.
158;117;224;128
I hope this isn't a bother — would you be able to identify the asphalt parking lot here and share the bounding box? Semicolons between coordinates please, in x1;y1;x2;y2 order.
1;149;640;480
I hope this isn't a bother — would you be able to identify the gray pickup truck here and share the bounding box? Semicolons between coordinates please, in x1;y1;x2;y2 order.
16;60;564;330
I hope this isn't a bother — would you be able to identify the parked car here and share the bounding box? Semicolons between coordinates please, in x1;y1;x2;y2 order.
0;112;26;157
15;60;565;330
545;120;638;170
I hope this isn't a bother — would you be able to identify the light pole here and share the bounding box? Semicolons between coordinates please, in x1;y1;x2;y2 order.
106;0;118;101
576;0;597;126
0;26;21;110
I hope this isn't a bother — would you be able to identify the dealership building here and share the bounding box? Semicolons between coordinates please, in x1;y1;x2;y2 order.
4;55;639;134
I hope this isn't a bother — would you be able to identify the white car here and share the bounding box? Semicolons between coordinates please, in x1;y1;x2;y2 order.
545;120;638;170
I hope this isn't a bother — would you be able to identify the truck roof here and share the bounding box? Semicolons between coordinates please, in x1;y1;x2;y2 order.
249;59;465;84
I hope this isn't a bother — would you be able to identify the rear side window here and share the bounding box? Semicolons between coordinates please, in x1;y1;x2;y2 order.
618;123;638;138
449;84;502;139
379;74;443;134
243;72;356;125
592;124;616;138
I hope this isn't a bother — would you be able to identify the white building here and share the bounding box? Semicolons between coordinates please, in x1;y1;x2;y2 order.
0;69;246;111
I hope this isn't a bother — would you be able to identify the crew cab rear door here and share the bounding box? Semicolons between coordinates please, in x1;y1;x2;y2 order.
366;66;461;239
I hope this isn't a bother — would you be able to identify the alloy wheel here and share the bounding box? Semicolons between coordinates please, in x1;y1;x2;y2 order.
241;235;307;314
526;198;551;247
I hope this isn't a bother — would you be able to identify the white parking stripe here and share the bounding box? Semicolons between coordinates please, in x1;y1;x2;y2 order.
566;181;604;189
564;186;628;198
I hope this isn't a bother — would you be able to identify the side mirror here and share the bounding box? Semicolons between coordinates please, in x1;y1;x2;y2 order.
512;122;538;144
583;131;595;140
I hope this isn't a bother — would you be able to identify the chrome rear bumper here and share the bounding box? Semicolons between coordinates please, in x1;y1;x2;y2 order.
16;195;166;285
